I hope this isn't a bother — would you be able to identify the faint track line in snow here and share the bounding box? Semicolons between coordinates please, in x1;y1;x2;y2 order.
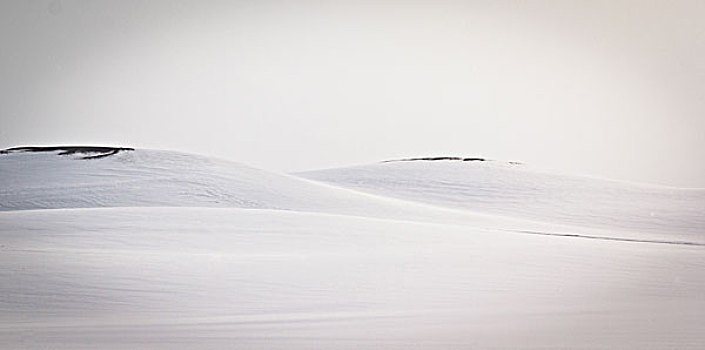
508;229;705;247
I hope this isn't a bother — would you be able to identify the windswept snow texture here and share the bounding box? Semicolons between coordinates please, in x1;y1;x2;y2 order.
2;208;704;349
1;149;704;349
299;160;705;243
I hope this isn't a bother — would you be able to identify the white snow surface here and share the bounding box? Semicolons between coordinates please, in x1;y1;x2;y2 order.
1;149;704;349
0;150;543;227
299;160;705;243
0;149;629;237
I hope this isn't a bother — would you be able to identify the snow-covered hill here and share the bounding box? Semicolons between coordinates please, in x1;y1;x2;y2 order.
1;147;704;349
1;147;392;212
0;147;619;236
299;159;705;243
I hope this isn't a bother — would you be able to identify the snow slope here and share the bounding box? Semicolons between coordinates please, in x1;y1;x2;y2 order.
2;207;704;349
299;160;705;243
0;149;515;223
0;148;630;237
1;148;704;349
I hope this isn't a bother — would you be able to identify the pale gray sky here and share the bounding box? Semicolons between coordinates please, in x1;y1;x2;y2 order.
1;0;704;187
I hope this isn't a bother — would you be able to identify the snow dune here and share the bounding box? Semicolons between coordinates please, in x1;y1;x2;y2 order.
1;148;704;349
299;159;705;243
0;148;615;236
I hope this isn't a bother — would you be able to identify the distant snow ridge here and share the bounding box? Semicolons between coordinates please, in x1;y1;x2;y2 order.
298;159;705;242
0;147;407;213
0;147;548;231
2;146;703;243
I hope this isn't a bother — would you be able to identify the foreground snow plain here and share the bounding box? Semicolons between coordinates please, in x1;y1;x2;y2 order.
1;149;704;349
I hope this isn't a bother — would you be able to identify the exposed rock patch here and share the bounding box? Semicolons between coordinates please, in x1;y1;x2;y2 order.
0;146;134;159
384;156;486;163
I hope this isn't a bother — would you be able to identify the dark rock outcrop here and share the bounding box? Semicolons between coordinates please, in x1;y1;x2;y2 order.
0;146;134;159
384;156;486;163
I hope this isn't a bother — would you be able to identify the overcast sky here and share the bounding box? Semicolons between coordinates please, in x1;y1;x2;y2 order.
1;0;704;187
